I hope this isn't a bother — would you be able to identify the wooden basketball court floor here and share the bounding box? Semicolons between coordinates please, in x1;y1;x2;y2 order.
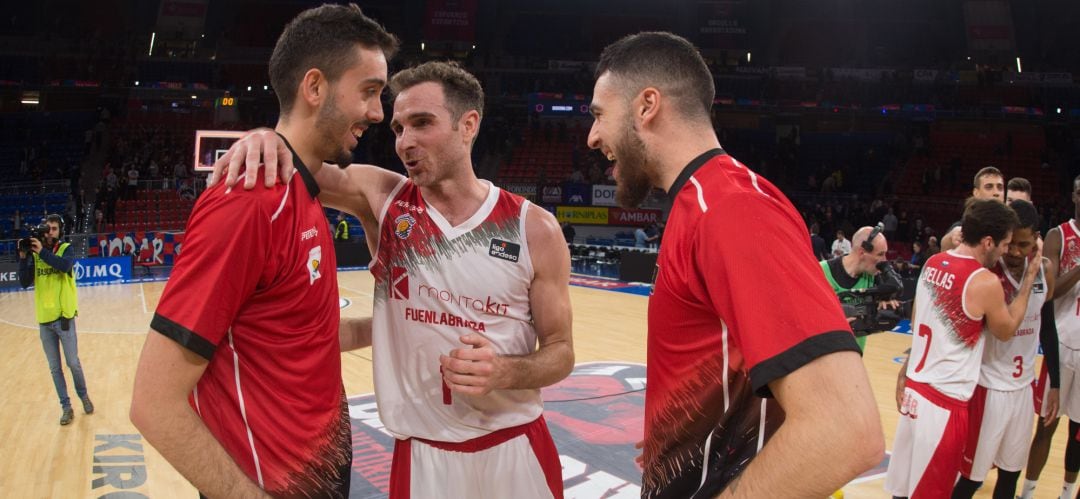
0;269;1073;498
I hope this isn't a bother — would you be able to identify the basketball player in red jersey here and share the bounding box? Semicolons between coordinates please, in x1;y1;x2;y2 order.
1021;174;1080;499
130;5;399;497
213;62;573;498
887;200;1041;498
587;32;883;498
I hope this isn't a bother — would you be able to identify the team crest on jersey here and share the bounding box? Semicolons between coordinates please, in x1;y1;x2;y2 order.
1068;239;1080;271
308;246;322;284
394;213;416;240
488;239;521;262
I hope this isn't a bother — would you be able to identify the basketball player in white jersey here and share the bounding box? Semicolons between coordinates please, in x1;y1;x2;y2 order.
1021;174;1080;499
212;62;573;498
886;199;1041;498
953;200;1059;499
941;166;1005;253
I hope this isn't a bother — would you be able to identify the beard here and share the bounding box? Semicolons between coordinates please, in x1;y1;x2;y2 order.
614;123;653;208
314;92;358;168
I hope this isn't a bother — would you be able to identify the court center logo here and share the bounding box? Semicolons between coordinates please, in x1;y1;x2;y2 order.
394;213;416;240
346;362;647;498
343;362;889;497
307;246;322;285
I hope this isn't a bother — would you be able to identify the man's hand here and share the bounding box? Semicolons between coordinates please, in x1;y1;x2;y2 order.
439;334;504;396
895;368;907;413
208;129;294;191
1027;237;1045;276
29;237;42;254
1044;388;1060;426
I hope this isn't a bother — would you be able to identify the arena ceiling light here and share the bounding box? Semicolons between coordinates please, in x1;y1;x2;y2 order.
20;91;39;106
1016;57;1022;73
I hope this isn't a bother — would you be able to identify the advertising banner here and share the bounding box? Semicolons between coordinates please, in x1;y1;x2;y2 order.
562;183;591;205
591;185;618;207
504;183;537;201
423;0;478;42
0;262;20;290
541;184;563;204
556;206;609;226
609;208;662;227
89;231;185;266
74;256;133;285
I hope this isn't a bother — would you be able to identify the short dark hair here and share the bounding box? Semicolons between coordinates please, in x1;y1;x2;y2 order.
1007;177;1031;193
45;214;62;226
269;3;399;114
973;166;1003;188
595;31;715;121
961;199;1019;246
389;61;484;121
1008;199;1039;231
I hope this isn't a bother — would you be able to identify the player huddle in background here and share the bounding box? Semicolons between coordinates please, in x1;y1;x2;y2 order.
886;168;1080;499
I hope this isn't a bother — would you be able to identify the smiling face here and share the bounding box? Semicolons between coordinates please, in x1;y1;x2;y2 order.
587;72;653;208
314;45;388;168
390;81;474;187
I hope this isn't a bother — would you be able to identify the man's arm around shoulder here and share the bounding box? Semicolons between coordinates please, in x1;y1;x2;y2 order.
716;351;884;498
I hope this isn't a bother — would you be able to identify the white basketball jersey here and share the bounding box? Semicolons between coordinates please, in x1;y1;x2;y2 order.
979;259;1047;390
369;178;541;442
907;251;988;401
1056;220;1080;349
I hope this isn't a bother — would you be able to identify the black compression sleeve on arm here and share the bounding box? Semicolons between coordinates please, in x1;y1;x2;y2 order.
1041;301;1060;388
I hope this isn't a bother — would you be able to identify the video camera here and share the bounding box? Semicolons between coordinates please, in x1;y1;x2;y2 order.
837;261;912;336
17;223;50;253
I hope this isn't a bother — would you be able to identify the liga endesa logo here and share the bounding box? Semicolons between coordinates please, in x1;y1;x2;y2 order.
345;362;647;498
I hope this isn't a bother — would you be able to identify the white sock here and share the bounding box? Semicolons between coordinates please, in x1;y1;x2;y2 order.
1020;479;1037;499
1062;480;1077;499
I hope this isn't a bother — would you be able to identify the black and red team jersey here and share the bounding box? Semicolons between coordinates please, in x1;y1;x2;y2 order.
643;149;857;498
151;138;350;497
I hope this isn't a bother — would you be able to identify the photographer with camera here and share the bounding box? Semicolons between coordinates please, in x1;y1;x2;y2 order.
17;214;93;426
820;224;903;352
